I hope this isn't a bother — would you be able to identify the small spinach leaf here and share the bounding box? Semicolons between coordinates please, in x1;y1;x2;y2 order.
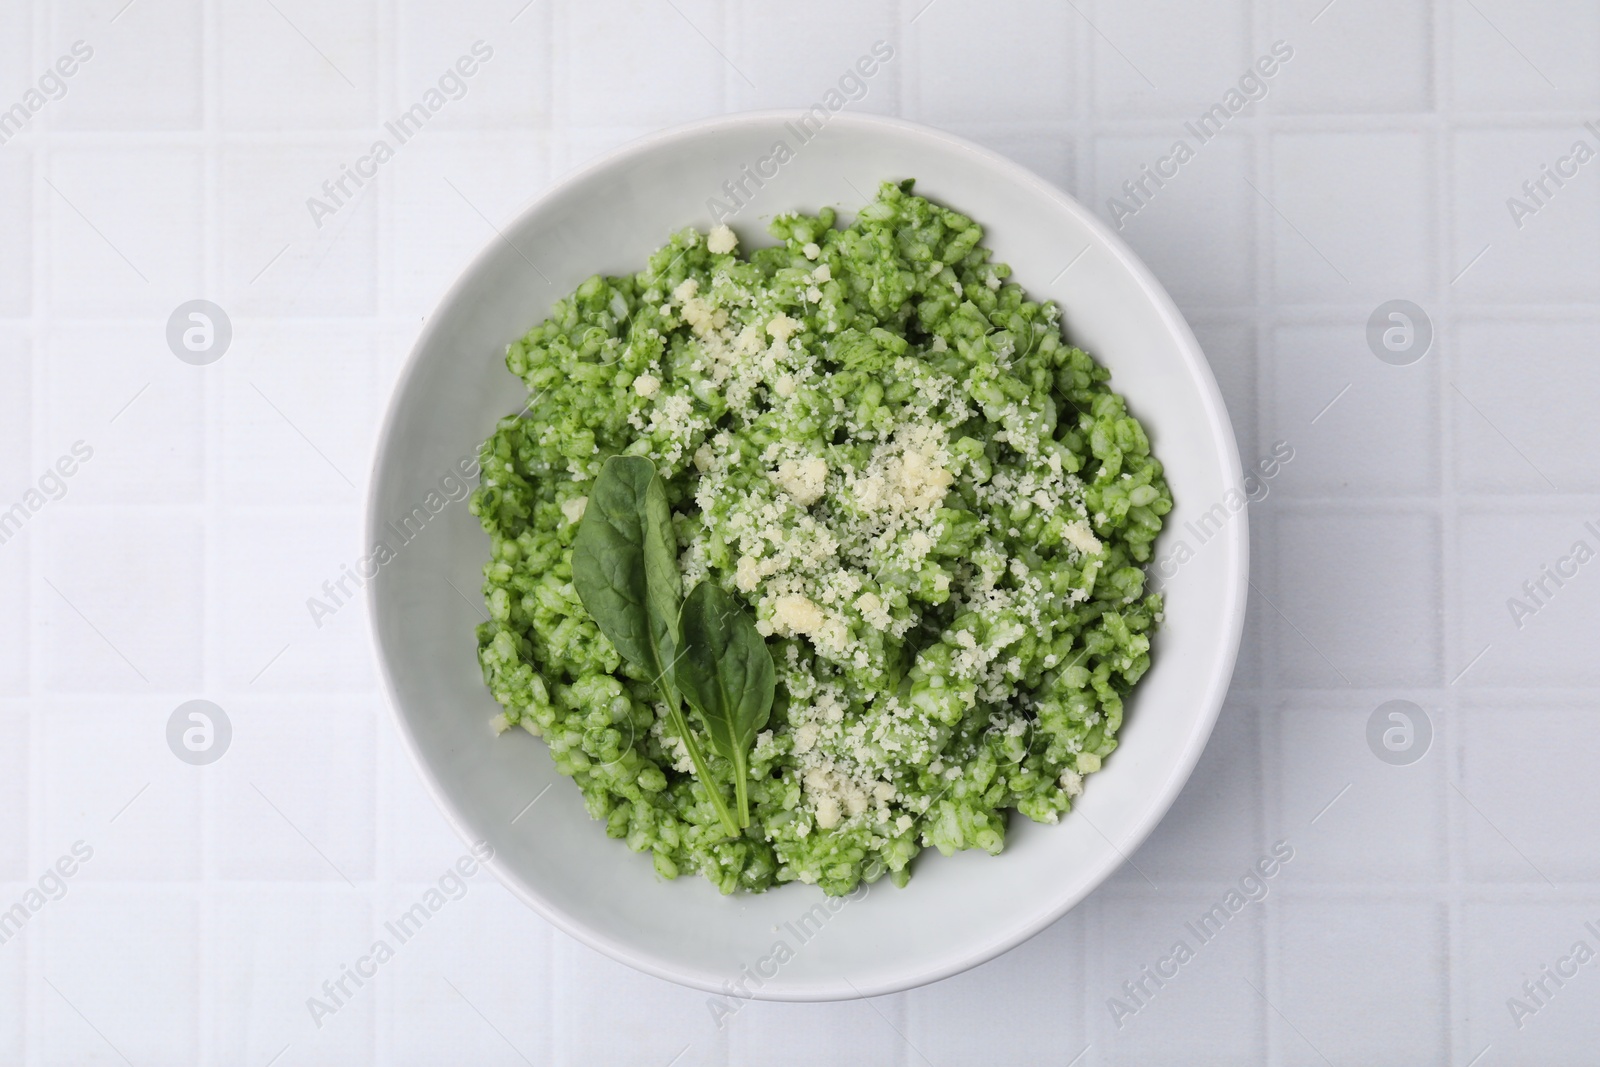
676;580;776;827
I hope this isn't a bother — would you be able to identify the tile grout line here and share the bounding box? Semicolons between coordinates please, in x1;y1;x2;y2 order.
1250;8;1280;1062
1433;1;1470;1062
199;0;223;1057
373;1;398;1060
25;0;46;1062
1250;7;1279;1064
1249;58;1289;1067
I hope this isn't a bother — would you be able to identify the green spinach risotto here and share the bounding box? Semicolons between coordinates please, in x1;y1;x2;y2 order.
470;180;1169;895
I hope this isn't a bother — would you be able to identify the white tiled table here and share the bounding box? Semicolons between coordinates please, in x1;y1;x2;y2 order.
3;1;1598;1063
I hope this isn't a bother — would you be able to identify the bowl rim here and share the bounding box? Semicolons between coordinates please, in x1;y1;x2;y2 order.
367;108;1249;1002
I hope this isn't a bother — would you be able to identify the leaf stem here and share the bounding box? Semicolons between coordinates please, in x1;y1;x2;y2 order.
733;754;751;828
667;695;739;838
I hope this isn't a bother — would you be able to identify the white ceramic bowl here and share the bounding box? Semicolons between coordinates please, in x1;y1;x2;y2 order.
368;111;1247;1001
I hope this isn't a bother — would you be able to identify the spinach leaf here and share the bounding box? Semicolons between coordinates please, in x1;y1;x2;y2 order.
571;455;681;694
572;455;739;837
676;580;776;828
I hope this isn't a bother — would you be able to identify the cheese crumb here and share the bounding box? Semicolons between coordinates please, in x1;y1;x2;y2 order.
560;496;587;525
802;242;820;259
773;456;827;506
814;795;841;829
672;278;699;303
1063;520;1102;557
707;224;738;255
812;263;831;283
735;554;761;593
766;313;801;344
773;594;825;636
854;592;892;631
633;373;660;398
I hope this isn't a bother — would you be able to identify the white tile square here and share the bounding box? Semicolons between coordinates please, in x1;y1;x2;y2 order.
1460;703;1600;883
214;511;377;692
209;889;374;1064
1274;899;1448;1065
1450;127;1600;304
1269;132;1432;303
387;882;552;1066
389;139;551;318
725;0;899;114
1191;319;1256;461
219;0;376;129
1123;697;1261;883
1454;319;1600;494
1272;702;1445;882
1272;509;1441;687
222;148;379;317
47;149;204;317
0;151;29;316
1265;321;1438;497
0;331;31;505
910;0;1072;124
210;698;375;881
1450;0;1600;110
383;734;478;883
36;890;199;1065
1454;507;1600;688
46;327;205;505
1232;531;1267;690
1091;892;1264;1063
1092;0;1250;117
51;0;202;129
555;936;724;1066
0;527;24;693
1093;134;1255;306
0;331;31;694
397;4;550;129
558;0;727;128
1269;0;1433;113
1459;901;1600;1058
0;702;26;880
0;0;29;108
727;998;905;1067
37;509;203;691
0;931;19;1063
41;699;200;880
220;324;373;507
908;914;1084;1066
